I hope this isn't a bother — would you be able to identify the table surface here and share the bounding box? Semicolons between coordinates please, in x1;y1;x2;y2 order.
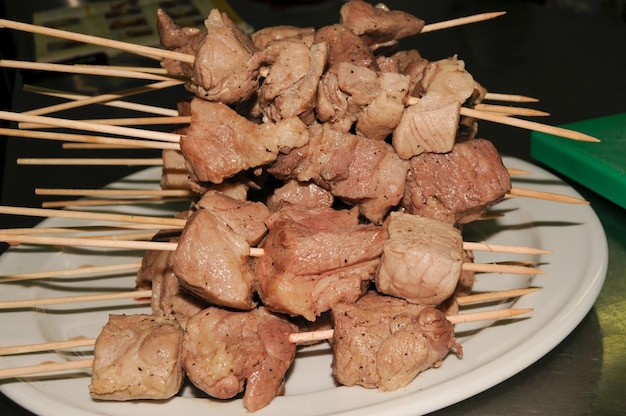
0;1;625;415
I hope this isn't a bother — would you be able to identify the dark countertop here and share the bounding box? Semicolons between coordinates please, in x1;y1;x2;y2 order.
1;1;625;415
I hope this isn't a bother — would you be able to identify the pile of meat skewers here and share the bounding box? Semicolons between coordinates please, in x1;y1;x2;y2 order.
0;0;590;413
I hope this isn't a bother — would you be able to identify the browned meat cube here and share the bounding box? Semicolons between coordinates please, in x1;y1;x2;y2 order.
188;9;262;104
182;306;297;412
252;205;386;321
180;98;309;184
89;314;184;400
251;25;315;49
137;248;208;328
269;123;408;224
266;179;334;212
339;0;425;48
331;291;460;391
196;190;270;246
375;212;463;306
393;56;476;159
314;23;375;69
401;138;511;224
173;209;256;310
258;40;329;122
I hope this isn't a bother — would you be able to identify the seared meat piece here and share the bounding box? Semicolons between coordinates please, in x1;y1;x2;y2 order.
137;248;208;328
252;205;386;321
180;98;309;184
316;62;379;131
316;62;409;138
160;149;190;190
89;314;184;400
388;49;429;97
189;9;262;104
393;56;476;159
402;138;511;225
196;189;270;246
339;0;425;48
173;208;256;310
376;212;463;306
355;71;410;141
439;249;475;316
314;24;375;69
331;291;460;391
251;25;315;49
270;123;409;224
266;179;334;212
157;9;205;77
183;306;297;412
258;40;329;122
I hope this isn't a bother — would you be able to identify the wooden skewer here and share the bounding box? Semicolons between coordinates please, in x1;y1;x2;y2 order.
288;307;533;344
0;337;97;356
507;187;589;205
17;158;165;166
0;59;185;82
460;107;600;142
473;103;549;117
0;262;142;283
0;111;180;143
61;143;148;150
0;205;186;227
21;115;190;130
506;168;532;176
456;287;540;305
22;80;185;117
0;128;179;150
421;11;506;33
74;64;169;74
35;189;193;197
0;232;543;276
42;197;189;209
0;289;152;310
23;84;179;116
483;92;539;103
0;18;194;63
0;304;532;379
0;358;94;379
462;242;550;255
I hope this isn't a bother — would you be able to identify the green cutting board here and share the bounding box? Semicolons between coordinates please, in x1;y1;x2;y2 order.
530;112;626;209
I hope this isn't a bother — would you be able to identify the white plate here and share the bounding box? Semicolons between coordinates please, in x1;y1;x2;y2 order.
0;156;608;416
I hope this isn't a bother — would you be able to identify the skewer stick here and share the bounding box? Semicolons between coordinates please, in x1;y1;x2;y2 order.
508;187;589;205
42;197;189;209
0;359;94;379
0;18;194;63
74;64;169;74
0;127;179;150
35;188;193;197
0;205;186;227
0;111;180;143
0;60;186;82
0;262;142;283
420;11;506;33
17;158;165;166
460;107;600;142
0;232;542;275
22;80;185;117
462;242;550;255
23;84;179;116
456;287;540;305
0;337;97;356
0;304;532;379
0;289;152;310
21;115;190;130
507;168;531;176
288;307;533;344
473;103;549;117
483;92;539;103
